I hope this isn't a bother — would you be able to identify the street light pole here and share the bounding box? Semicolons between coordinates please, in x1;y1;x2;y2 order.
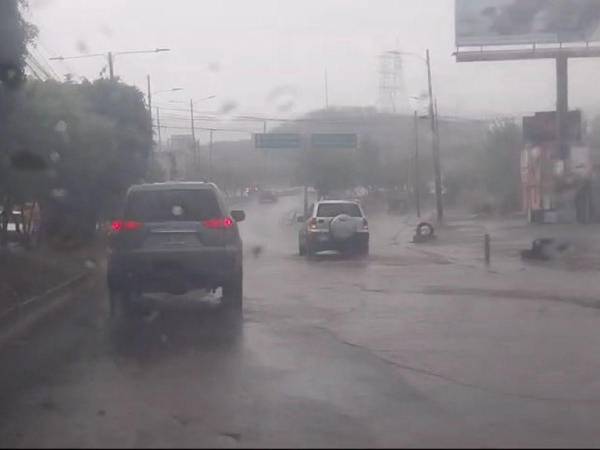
426;49;443;223
146;76;182;149
168;96;216;179
209;129;214;182
156;107;162;152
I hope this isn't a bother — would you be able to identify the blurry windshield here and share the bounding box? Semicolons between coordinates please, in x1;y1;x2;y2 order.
3;1;600;448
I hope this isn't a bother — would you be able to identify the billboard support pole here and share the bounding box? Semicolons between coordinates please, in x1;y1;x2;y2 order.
556;54;569;161
303;137;309;217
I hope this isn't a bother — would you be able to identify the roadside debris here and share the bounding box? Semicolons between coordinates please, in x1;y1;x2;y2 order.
484;234;491;266
251;245;264;258
412;222;436;243
520;238;573;261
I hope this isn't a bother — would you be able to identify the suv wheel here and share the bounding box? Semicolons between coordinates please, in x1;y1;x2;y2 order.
109;289;137;319
358;241;369;257
299;240;306;256
222;269;243;310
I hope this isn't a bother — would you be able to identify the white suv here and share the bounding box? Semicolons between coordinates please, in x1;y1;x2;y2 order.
298;200;369;256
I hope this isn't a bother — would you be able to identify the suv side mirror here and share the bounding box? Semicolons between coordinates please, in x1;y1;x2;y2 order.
296;215;305;223
231;210;245;222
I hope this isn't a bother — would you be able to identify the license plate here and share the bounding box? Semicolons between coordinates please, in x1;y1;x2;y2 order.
150;234;194;247
166;235;186;245
318;234;329;242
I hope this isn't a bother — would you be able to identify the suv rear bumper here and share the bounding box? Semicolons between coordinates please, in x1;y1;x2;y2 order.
307;231;369;252
107;246;241;293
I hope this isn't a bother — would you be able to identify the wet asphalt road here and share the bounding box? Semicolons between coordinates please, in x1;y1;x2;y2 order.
3;196;600;447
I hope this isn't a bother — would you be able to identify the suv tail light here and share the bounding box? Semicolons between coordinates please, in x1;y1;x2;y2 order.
111;220;143;233
362;218;369;230
308;218;317;230
203;217;235;229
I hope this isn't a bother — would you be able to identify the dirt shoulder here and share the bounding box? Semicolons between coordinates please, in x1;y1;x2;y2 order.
0;242;103;316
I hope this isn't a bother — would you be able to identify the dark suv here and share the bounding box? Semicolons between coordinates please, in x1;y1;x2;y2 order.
107;182;245;314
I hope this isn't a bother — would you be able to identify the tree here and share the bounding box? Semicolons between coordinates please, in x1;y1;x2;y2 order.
0;0;38;247
1;79;152;246
0;0;37;89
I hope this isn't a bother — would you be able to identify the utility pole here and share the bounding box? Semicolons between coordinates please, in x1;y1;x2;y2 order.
108;52;115;80
209;129;214;182
190;99;197;168
413;110;421;218
146;75;154;177
433;98;443;222
147;75;153;143
156;107;162;152
426;49;443;223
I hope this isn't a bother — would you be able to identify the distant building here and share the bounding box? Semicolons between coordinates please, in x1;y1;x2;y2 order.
168;134;195;152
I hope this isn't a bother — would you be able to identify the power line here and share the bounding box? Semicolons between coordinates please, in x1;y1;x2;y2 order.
25;55;49;80
160;111;500;127
25;53;57;81
27;11;78;79
153;124;255;134
159;118;258;130
36;40;76;79
25;60;45;81
153;102;396;124
29;47;60;80
153;107;397;125
153;104;323;123
154;103;505;126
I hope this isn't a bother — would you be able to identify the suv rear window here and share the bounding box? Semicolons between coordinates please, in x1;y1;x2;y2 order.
125;189;221;222
317;203;362;218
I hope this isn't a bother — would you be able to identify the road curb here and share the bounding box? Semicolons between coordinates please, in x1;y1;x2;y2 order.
0;271;93;348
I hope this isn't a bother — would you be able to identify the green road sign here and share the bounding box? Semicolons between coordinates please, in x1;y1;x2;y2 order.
254;133;302;149
310;133;357;149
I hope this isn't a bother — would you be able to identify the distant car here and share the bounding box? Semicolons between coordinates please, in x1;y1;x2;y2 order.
107;182;246;316
298;200;369;256
259;190;278;204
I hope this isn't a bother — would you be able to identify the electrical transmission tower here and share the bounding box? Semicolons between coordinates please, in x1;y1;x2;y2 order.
377;50;408;114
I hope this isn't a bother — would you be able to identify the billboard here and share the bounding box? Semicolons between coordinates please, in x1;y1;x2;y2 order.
522;110;581;144
456;0;600;46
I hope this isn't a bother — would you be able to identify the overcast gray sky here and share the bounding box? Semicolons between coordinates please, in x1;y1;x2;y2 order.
26;0;600;135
